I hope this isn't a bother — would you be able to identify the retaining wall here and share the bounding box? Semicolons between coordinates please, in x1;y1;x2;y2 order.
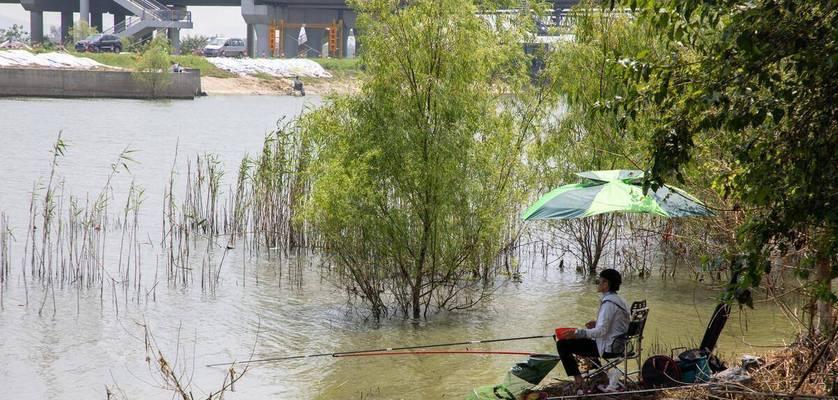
0;67;202;99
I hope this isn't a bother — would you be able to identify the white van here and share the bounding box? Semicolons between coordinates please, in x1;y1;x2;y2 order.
203;38;246;57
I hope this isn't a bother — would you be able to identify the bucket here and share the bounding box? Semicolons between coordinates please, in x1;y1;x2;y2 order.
678;349;712;383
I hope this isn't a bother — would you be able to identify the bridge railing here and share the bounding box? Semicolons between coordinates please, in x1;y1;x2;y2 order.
102;11;191;36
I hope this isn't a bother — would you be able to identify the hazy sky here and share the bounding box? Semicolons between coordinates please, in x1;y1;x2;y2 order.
0;4;248;38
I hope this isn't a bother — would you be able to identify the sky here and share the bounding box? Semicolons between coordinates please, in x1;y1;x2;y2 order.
0;4;248;38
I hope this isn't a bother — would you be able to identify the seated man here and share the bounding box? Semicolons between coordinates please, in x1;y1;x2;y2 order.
292;75;305;96
555;268;630;386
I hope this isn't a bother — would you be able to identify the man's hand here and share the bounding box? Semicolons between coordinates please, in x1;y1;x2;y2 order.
555;327;576;341
557;330;575;340
585;320;596;329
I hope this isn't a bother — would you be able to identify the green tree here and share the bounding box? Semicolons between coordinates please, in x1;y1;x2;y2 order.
133;35;172;98
179;34;209;55
615;0;837;334
70;21;97;43
534;7;665;272
0;24;29;43
300;0;548;319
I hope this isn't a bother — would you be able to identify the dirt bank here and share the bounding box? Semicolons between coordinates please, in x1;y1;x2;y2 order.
201;74;360;96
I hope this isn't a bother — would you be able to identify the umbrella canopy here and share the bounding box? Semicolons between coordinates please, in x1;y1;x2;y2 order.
522;170;713;221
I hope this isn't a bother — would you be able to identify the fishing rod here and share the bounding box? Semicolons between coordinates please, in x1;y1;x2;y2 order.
334;350;536;358
206;334;554;367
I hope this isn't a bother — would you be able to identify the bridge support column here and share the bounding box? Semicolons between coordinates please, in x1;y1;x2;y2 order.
90;12;103;32
168;5;186;54
60;11;73;44
255;24;268;58
79;0;89;25
29;10;43;45
113;13;125;33
168;28;181;54
246;23;255;57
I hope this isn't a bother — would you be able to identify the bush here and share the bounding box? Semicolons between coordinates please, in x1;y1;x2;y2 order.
179;34;208;55
132;35;172;97
70;21;98;43
120;36;139;53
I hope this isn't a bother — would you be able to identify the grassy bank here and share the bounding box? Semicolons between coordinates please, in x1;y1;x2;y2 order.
313;58;361;72
313;58;363;80
66;51;235;78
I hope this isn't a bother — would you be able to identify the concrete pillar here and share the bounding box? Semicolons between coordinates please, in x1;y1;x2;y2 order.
255;24;269;58
168;28;181;53
113;13;126;33
60;12;73;44
246;23;255;57
90;13;103;32
79;0;90;25
167;5;186;53
29;10;43;44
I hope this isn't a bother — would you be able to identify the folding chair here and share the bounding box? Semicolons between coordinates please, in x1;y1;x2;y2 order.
582;300;649;386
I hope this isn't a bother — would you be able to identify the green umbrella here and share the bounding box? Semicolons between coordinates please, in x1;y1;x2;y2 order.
522;170;713;221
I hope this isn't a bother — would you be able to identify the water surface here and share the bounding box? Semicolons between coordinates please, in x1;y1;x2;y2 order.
0;97;794;399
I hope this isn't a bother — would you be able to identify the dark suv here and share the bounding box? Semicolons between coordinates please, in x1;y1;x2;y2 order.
75;34;122;53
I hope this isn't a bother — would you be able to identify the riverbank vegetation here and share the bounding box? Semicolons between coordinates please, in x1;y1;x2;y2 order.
598;0;836;337
530;0;835;336
535;0;836;396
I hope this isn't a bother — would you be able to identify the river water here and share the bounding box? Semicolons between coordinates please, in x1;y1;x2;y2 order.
0;96;795;400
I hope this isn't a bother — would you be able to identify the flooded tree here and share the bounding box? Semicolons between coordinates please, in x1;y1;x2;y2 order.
300;0;550;319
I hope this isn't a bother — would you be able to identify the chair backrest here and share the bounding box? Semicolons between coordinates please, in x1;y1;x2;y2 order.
626;300;649;339
631;300;647;314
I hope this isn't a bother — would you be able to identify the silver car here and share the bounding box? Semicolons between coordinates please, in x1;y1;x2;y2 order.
203;37;246;57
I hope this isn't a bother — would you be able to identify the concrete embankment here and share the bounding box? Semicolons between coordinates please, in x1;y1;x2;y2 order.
0;67;202;99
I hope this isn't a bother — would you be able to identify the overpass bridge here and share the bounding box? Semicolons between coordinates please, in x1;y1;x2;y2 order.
0;0;357;57
0;0;580;57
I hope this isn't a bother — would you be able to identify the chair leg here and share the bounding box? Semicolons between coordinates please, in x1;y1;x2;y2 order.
581;358;623;382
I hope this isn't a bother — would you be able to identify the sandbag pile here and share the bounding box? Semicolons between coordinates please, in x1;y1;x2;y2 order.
0;50;114;69
206;57;332;78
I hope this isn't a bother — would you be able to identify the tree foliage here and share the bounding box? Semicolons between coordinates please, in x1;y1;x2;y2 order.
613;0;837;332
70;21;97;43
300;0;549;319
179;35;209;55
0;24;29;43
133;35;172;98
534;7;667;272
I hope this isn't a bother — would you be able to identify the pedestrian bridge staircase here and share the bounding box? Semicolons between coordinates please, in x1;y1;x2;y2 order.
103;0;192;40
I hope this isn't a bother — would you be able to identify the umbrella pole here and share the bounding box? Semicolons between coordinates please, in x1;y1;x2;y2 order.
612;215;618;269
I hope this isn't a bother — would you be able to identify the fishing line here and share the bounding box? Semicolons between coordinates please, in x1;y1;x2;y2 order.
206;334;554;367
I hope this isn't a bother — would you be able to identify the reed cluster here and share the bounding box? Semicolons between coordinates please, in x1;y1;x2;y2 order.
0;125;315;312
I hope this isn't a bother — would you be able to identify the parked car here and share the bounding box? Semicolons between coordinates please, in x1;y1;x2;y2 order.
203;37;246;57
74;34;122;53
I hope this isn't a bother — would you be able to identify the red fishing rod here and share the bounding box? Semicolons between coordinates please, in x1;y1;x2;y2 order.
206;333;554;367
